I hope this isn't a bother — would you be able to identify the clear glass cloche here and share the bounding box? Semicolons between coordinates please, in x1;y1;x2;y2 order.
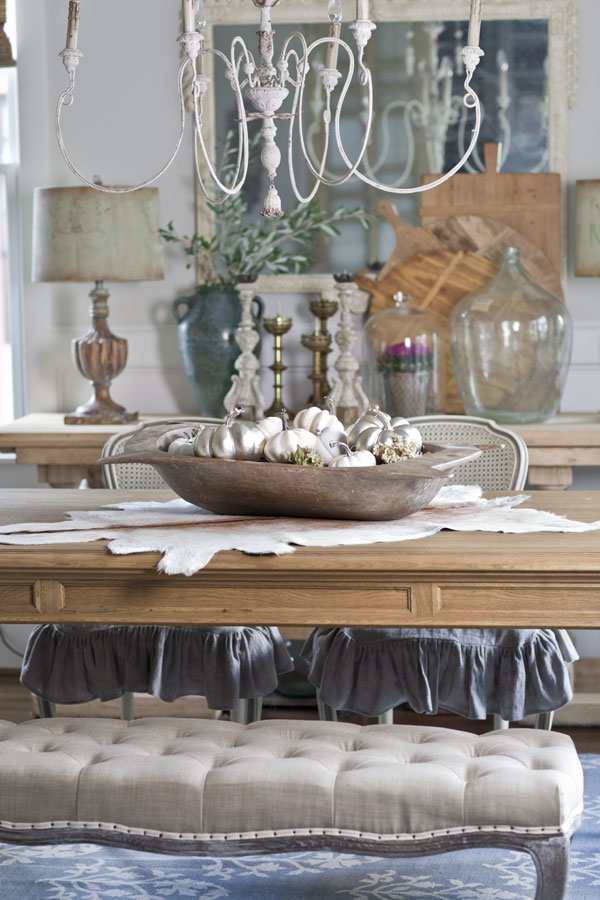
449;247;572;424
361;292;445;417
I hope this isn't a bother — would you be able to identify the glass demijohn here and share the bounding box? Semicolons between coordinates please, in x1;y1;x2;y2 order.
361;292;445;418
449;247;572;424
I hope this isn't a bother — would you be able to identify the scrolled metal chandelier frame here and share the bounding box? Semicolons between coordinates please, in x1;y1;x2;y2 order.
57;0;485;217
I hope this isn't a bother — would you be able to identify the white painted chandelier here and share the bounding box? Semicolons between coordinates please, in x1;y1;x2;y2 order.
57;0;485;217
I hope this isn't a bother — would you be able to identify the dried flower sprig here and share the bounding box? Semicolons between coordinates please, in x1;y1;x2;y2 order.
373;436;420;464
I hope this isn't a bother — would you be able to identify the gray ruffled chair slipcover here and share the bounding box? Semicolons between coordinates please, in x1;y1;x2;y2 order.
20;421;294;724
302;627;578;722
21;624;293;714
303;418;578;729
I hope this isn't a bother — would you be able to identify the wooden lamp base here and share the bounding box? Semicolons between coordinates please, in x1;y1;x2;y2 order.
64;282;138;426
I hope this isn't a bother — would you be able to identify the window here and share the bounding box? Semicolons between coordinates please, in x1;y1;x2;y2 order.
0;0;21;426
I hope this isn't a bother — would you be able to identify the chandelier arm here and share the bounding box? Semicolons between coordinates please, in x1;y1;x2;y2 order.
294;36;373;189
362;99;400;176
457;101;481;173
362;101;417;189
55;59;189;193
458;101;485;175
337;50;483;194
362;99;412;183
280;30;308;72
230;34;256;82
287;82;331;204
192;47;250;199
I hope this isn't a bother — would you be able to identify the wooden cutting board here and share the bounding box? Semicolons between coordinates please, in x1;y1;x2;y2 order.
376;199;563;300
419;143;562;276
355;250;498;414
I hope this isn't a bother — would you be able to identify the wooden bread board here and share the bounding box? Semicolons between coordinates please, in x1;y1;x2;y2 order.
376;200;563;300
419;143;562;276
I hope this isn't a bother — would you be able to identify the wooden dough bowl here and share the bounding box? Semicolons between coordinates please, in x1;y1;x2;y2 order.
100;424;484;521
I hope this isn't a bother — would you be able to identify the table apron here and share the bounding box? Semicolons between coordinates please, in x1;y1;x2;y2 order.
1;574;599;627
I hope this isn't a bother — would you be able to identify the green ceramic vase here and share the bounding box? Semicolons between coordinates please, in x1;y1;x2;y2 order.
174;284;263;417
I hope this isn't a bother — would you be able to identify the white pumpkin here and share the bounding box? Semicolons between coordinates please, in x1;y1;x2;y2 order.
157;427;195;452
264;413;319;463
167;437;195;456
315;425;348;463
328;441;376;468
256;416;284;440
293;399;345;436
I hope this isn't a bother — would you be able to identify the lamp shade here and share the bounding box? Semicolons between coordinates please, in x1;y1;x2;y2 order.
32;186;164;283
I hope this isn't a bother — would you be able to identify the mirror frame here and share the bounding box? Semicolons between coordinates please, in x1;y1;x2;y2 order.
196;0;578;292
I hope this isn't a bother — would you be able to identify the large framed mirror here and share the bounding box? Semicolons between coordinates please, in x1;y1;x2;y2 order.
196;0;577;289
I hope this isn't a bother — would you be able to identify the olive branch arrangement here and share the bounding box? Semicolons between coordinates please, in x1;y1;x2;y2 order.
159;132;371;285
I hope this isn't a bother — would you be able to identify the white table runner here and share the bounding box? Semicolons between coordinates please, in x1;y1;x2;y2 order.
0;486;598;576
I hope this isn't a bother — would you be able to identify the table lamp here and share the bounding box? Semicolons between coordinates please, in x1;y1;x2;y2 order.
32;186;164;425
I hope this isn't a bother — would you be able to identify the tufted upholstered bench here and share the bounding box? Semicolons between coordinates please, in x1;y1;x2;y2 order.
0;718;583;900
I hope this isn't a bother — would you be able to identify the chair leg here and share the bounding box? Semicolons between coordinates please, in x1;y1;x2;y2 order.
526;833;570;900
246;697;263;723
230;699;250;724
535;711;554;731
493;715;510;730
36;697;56;718
377;708;394;725
119;692;135;721
316;688;338;722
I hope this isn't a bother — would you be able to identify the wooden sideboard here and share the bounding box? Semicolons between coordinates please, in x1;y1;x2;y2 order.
0;412;599;490
0;414;172;487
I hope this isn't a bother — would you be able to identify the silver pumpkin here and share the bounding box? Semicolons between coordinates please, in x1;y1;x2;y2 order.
346;405;392;448
167;437;195;456
193;424;217;458
348;406;423;454
210;407;266;461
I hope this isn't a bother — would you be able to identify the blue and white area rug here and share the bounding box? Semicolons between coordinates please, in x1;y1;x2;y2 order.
1;754;598;899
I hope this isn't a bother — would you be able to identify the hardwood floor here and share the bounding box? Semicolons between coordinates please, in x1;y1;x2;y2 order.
1;669;598;753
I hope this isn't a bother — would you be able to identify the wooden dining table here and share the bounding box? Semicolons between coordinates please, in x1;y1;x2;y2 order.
0;488;599;630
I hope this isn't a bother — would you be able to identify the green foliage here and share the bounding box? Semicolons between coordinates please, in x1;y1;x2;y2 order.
159;131;371;285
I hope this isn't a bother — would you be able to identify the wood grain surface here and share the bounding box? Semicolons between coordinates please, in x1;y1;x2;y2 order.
0;489;599;629
419;142;562;276
376;200;562;299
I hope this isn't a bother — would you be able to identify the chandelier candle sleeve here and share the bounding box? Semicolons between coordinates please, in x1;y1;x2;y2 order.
326;22;341;71
66;0;80;50
356;0;369;21
468;0;483;47
182;0;195;34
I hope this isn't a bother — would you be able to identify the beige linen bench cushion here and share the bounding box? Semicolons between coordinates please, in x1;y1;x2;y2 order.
0;718;583;900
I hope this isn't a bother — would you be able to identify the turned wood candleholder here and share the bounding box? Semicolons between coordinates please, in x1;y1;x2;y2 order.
263;314;293;418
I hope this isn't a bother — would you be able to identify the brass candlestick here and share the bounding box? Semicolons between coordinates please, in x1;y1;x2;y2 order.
301;331;332;408
263;314;293;417
308;297;338;401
